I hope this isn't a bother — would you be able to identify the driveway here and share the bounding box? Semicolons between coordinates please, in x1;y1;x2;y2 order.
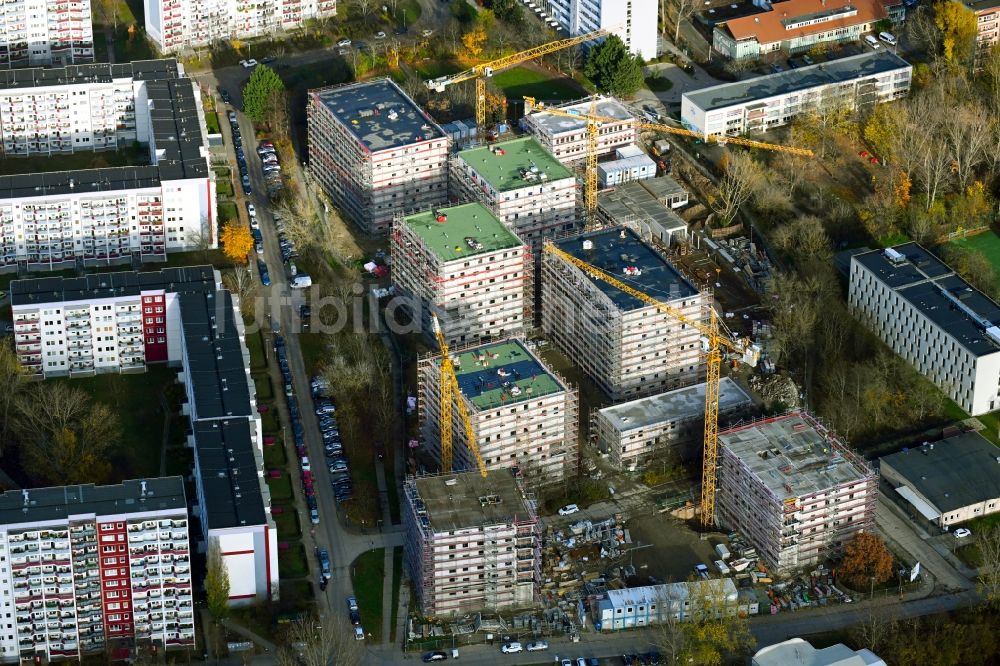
639;61;724;107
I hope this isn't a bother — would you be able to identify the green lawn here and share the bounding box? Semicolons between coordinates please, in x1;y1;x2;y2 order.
216;178;234;198
947;398;1000;446
396;0;421;25
491;66;585;102
254;373;273;400
246;330;267;370
218;202;239;224
0;144;148;176
279;542;308;577
298;332;328;378
413;60;463;80
949;230;1000;280
205;111;221;134
390;546;403;640
261;410;279;434
267;474;293;501
273;508;300;538
350;548;385;642
955;543;982;568
264;440;286;467
645;75;673;92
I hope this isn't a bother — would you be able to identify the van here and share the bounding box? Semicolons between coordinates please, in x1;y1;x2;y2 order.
864;35;881;49
291;274;312;289
878;31;896;46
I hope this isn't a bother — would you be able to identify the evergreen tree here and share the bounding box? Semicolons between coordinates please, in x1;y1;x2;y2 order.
242;65;285;123
584;35;644;97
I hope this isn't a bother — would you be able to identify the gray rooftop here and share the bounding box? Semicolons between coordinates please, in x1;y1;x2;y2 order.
312;78;444;153
600;377;752;433
409;472;535;534
551;226;699;310
852;243;1000;357
10;265;218;307
683;51;911;113
598;180;688;239
0;478;186;526
527;96;636;136
0;60;208;200
881;432;1000;514
719;412;874;501
193;419;268;530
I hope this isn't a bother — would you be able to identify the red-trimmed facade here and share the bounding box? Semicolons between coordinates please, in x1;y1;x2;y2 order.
141;293;168;363
97;520;133;639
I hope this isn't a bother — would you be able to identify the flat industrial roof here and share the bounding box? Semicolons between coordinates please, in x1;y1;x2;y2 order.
404;202;524;263
881;432;1000;514
193;419;268;530
684;51;910;114
0;478;186;526
527;96;635;136
598;181;688;239
551;226;699;310
311;78;444;153
719;412;874;501
852;243;1000;357
436;339;564;411
457;136;573;192
600;579;738;610
409;471;534;533
600;377;751;433
10;265;218;307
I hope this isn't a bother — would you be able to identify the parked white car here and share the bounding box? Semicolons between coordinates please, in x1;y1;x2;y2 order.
954;528;972;538
240;58;258;68
558;504;580;516
337;39;352;47
501;642;522;654
526;640;549;651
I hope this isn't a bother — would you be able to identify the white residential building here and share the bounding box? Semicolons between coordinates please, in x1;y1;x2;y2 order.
0;478;193;663
0;60;217;270
522;96;637;164
451;136;578;248
849;243;1000;416
308;78;448;236
0;0;93;68
144;0;336;53
546;0;658;60
682;51;912;138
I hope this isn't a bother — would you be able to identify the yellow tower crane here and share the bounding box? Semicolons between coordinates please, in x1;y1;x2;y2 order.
541;241;747;529
523;97;814;224
431;314;488;477
424;27;613;135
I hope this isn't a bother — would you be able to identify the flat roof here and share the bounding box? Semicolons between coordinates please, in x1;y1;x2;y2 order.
403;202;524;263
753;638;886;666
881;432;1000;514
638;175;687;202
963;0;1000;12
598;153;656;175
193;419;268;529
684;51;910;114
457;136;573;192
0;478;186;526
719;412;873;501
10;265;218;307
436;339;564;411
311;78;444;153
600;579;738;610
551;226;699;310
409;471;534;533
852;243;1000;357
0;60;208;199
527;96;635;136
720;0;890;43
600;377;751;432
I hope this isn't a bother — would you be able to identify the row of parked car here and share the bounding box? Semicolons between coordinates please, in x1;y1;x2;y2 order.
225;110;254;196
311;376;353;504
257;139;284;199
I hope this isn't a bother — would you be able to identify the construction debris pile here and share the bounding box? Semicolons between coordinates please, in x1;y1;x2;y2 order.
762;565;854;614
711;236;773;293
747;373;800;409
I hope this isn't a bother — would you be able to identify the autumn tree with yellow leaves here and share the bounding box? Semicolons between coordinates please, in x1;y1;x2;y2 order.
220;220;254;263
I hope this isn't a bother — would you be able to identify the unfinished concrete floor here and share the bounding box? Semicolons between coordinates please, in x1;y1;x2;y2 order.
627;513;723;583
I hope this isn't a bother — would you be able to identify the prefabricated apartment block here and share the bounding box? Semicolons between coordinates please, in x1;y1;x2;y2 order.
682;51;911;138
451;137;578;248
595;377;752;471
849;243;1000;416
403;471;540;617
145;0;336;53
0;0;93;68
308;78;448;235
522;97;638;164
390;202;530;346
0;478;192;663
716;412;877;573
545;0;659;59
418;339;578;484
966;0;1000;65
541;226;708;401
10;267;279;606
0;60;217;270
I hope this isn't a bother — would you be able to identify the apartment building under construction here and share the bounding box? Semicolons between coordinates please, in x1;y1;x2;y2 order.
541;226;709;401
418;339;578;484
522;96;638;164
451;136;578;249
403;471;540;617
716;412;878;573
307;78;448;235
390;202;530;346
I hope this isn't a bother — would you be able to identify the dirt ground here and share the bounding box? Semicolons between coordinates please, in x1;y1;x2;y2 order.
626;513;727;583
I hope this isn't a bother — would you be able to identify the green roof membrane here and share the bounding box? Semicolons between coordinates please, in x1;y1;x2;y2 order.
445;340;563;410
405;202;523;263
458;136;574;193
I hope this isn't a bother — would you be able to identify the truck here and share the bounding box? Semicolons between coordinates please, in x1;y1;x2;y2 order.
715;543;731;561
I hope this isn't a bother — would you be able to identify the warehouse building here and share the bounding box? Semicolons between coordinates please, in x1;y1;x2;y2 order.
144;0;336;53
308;78;448;236
849;243;1000;416
0;60;216;270
682;51;911;137
542;226;708;401
595;579;741;631
390;202;531;346
403;471;540;617
716;412;878;573
418;339;578;484
595;377;753;471
545;0;658;59
523;97;638;164
880;432;1000;527
0;0;93;68
451;136;578;248
0;478;193;663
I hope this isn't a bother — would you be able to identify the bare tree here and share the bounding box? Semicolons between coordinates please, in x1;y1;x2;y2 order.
710;152;762;227
223;266;259;319
276;612;365;666
850;605;900;656
771;216;832;261
668;0;699;44
976;524;1000;606
942;103;991;190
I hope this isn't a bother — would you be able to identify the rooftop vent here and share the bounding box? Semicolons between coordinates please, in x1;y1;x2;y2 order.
445;478;458;486
884;247;906;265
